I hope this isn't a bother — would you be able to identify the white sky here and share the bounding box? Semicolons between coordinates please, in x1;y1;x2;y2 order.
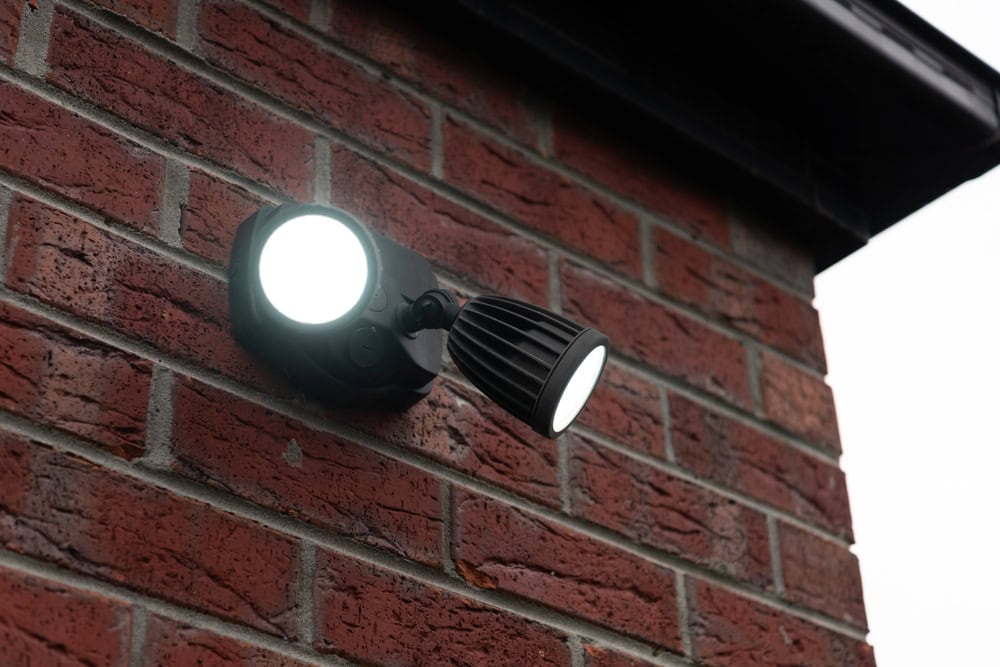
814;2;1000;665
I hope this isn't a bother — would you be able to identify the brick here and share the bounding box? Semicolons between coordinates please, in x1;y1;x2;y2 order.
562;262;752;410
330;144;549;303
576;363;665;456
0;434;299;636
0;567;131;667
0;300;151;460
91;0;177;37
553;111;730;248
731;212;815;296
172;376;443;566
47;9;313;199
314;550;570;666
142;615;312;667
344;377;561;507
0;81;164;233
779;522;867;627
751;279;824;370
444;118;641;277
569;436;771;587
1;0;21;64
4;196;286;394
181;169;266;266
759;352;840;453
670;393;852;538
583;644;658;667
686;578;875;667
452;489;680;648
200;0;431;171
653;227;825;369
331;0;543;145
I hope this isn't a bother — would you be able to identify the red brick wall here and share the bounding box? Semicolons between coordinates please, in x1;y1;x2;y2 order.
0;1;871;665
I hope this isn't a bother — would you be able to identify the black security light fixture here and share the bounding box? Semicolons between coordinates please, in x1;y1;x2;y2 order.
229;204;608;438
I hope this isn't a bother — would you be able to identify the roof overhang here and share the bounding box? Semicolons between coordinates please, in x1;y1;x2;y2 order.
444;0;1000;268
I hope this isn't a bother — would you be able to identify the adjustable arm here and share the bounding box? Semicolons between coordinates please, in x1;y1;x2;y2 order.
397;288;462;333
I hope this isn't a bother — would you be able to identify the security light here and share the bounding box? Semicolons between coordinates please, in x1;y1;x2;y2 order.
229;204;608;438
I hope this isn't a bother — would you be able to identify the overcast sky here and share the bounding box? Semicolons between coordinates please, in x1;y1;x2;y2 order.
814;2;1000;665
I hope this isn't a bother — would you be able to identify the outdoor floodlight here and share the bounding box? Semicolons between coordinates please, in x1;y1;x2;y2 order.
229;204;609;438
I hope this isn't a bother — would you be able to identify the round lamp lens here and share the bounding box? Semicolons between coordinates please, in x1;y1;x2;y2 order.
258;214;370;325
551;345;607;434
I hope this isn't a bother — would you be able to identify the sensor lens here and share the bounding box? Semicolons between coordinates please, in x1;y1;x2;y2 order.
551;345;607;433
258;214;370;325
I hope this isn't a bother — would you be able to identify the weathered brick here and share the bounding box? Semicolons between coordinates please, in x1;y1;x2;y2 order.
0;567;131;667
142;615;312;666
576;363;665;456
583;644;658;667
47;9;313;199
0;82;164;233
345;377;560;507
0;299;151;460
779;522;867;627
553;112;730;249
687;578;875;667
653;227;825;369
180;169;266;266
4;196;285;393
0;434;299;636
670;393;852;538
452;489;680;648
752;279;824;370
330;0;543;145
172;376;443;566
759;352;840;453
200;0;431;171
731;212;815;296
314;550;570;666
569;436;771;587
562;261;752;410
91;0;176;36
444;118;641;278
330;144;549;303
1;0;21;64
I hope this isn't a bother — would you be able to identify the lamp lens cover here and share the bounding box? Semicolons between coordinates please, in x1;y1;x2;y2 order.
551;344;607;433
258;214;370;325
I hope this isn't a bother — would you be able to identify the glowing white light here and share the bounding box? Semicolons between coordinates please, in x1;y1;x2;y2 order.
258;214;370;325
551;345;606;433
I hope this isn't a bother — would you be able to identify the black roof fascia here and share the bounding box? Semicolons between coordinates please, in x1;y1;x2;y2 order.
447;0;1000;269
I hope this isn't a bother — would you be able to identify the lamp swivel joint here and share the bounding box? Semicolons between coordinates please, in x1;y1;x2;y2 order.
397;288;461;333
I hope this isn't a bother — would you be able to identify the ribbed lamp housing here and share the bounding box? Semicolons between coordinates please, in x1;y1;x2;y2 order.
446;295;607;436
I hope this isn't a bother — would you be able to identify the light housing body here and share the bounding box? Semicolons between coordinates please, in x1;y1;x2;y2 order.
229;204;609;437
229;204;443;407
